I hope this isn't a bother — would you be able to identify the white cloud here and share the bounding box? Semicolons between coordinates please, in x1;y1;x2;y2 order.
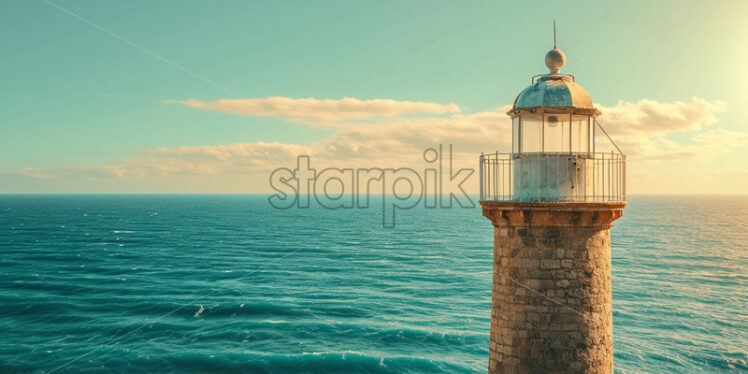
165;97;461;124
593;97;747;160
315;107;512;160
127;142;313;175
598;97;726;136
4;96;745;194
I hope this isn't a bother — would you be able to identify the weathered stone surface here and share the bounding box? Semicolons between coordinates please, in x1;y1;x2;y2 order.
481;201;625;374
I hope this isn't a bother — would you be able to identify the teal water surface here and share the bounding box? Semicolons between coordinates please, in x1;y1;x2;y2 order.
0;195;746;373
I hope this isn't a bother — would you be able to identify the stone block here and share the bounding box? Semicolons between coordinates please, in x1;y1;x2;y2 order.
540;259;560;269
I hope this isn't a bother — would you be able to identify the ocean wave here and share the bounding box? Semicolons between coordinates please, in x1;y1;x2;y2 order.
94;351;473;374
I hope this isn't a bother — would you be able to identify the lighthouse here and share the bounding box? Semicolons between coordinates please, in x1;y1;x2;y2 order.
479;35;626;373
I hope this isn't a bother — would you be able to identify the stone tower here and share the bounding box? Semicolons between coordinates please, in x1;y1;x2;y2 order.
478;39;626;373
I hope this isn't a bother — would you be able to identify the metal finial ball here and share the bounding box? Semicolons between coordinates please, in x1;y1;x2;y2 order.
545;48;566;74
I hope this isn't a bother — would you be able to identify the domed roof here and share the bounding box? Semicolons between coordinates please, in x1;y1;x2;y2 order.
512;75;595;111
510;46;598;116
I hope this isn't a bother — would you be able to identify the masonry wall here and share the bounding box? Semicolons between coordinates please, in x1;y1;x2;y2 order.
481;202;625;374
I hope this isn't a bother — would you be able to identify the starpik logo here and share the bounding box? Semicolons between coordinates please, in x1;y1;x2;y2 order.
267;145;475;227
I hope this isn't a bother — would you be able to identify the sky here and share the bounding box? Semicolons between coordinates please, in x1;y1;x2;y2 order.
1;0;747;194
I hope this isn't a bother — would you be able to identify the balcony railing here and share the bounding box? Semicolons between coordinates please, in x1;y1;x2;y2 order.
479;152;626;202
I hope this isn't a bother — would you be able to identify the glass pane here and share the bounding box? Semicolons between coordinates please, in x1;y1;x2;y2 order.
571;115;590;152
512;117;520;153
521;114;542;152
543;113;568;152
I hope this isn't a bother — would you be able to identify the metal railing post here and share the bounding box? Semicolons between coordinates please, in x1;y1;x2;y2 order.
479;153;484;201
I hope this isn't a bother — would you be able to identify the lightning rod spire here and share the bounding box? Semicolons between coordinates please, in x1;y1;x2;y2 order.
553;19;557;49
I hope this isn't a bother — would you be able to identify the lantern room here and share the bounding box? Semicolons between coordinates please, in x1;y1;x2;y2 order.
477;41;625;203
507;47;599;154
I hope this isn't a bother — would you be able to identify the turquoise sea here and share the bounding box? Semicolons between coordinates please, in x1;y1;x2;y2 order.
1;195;746;373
